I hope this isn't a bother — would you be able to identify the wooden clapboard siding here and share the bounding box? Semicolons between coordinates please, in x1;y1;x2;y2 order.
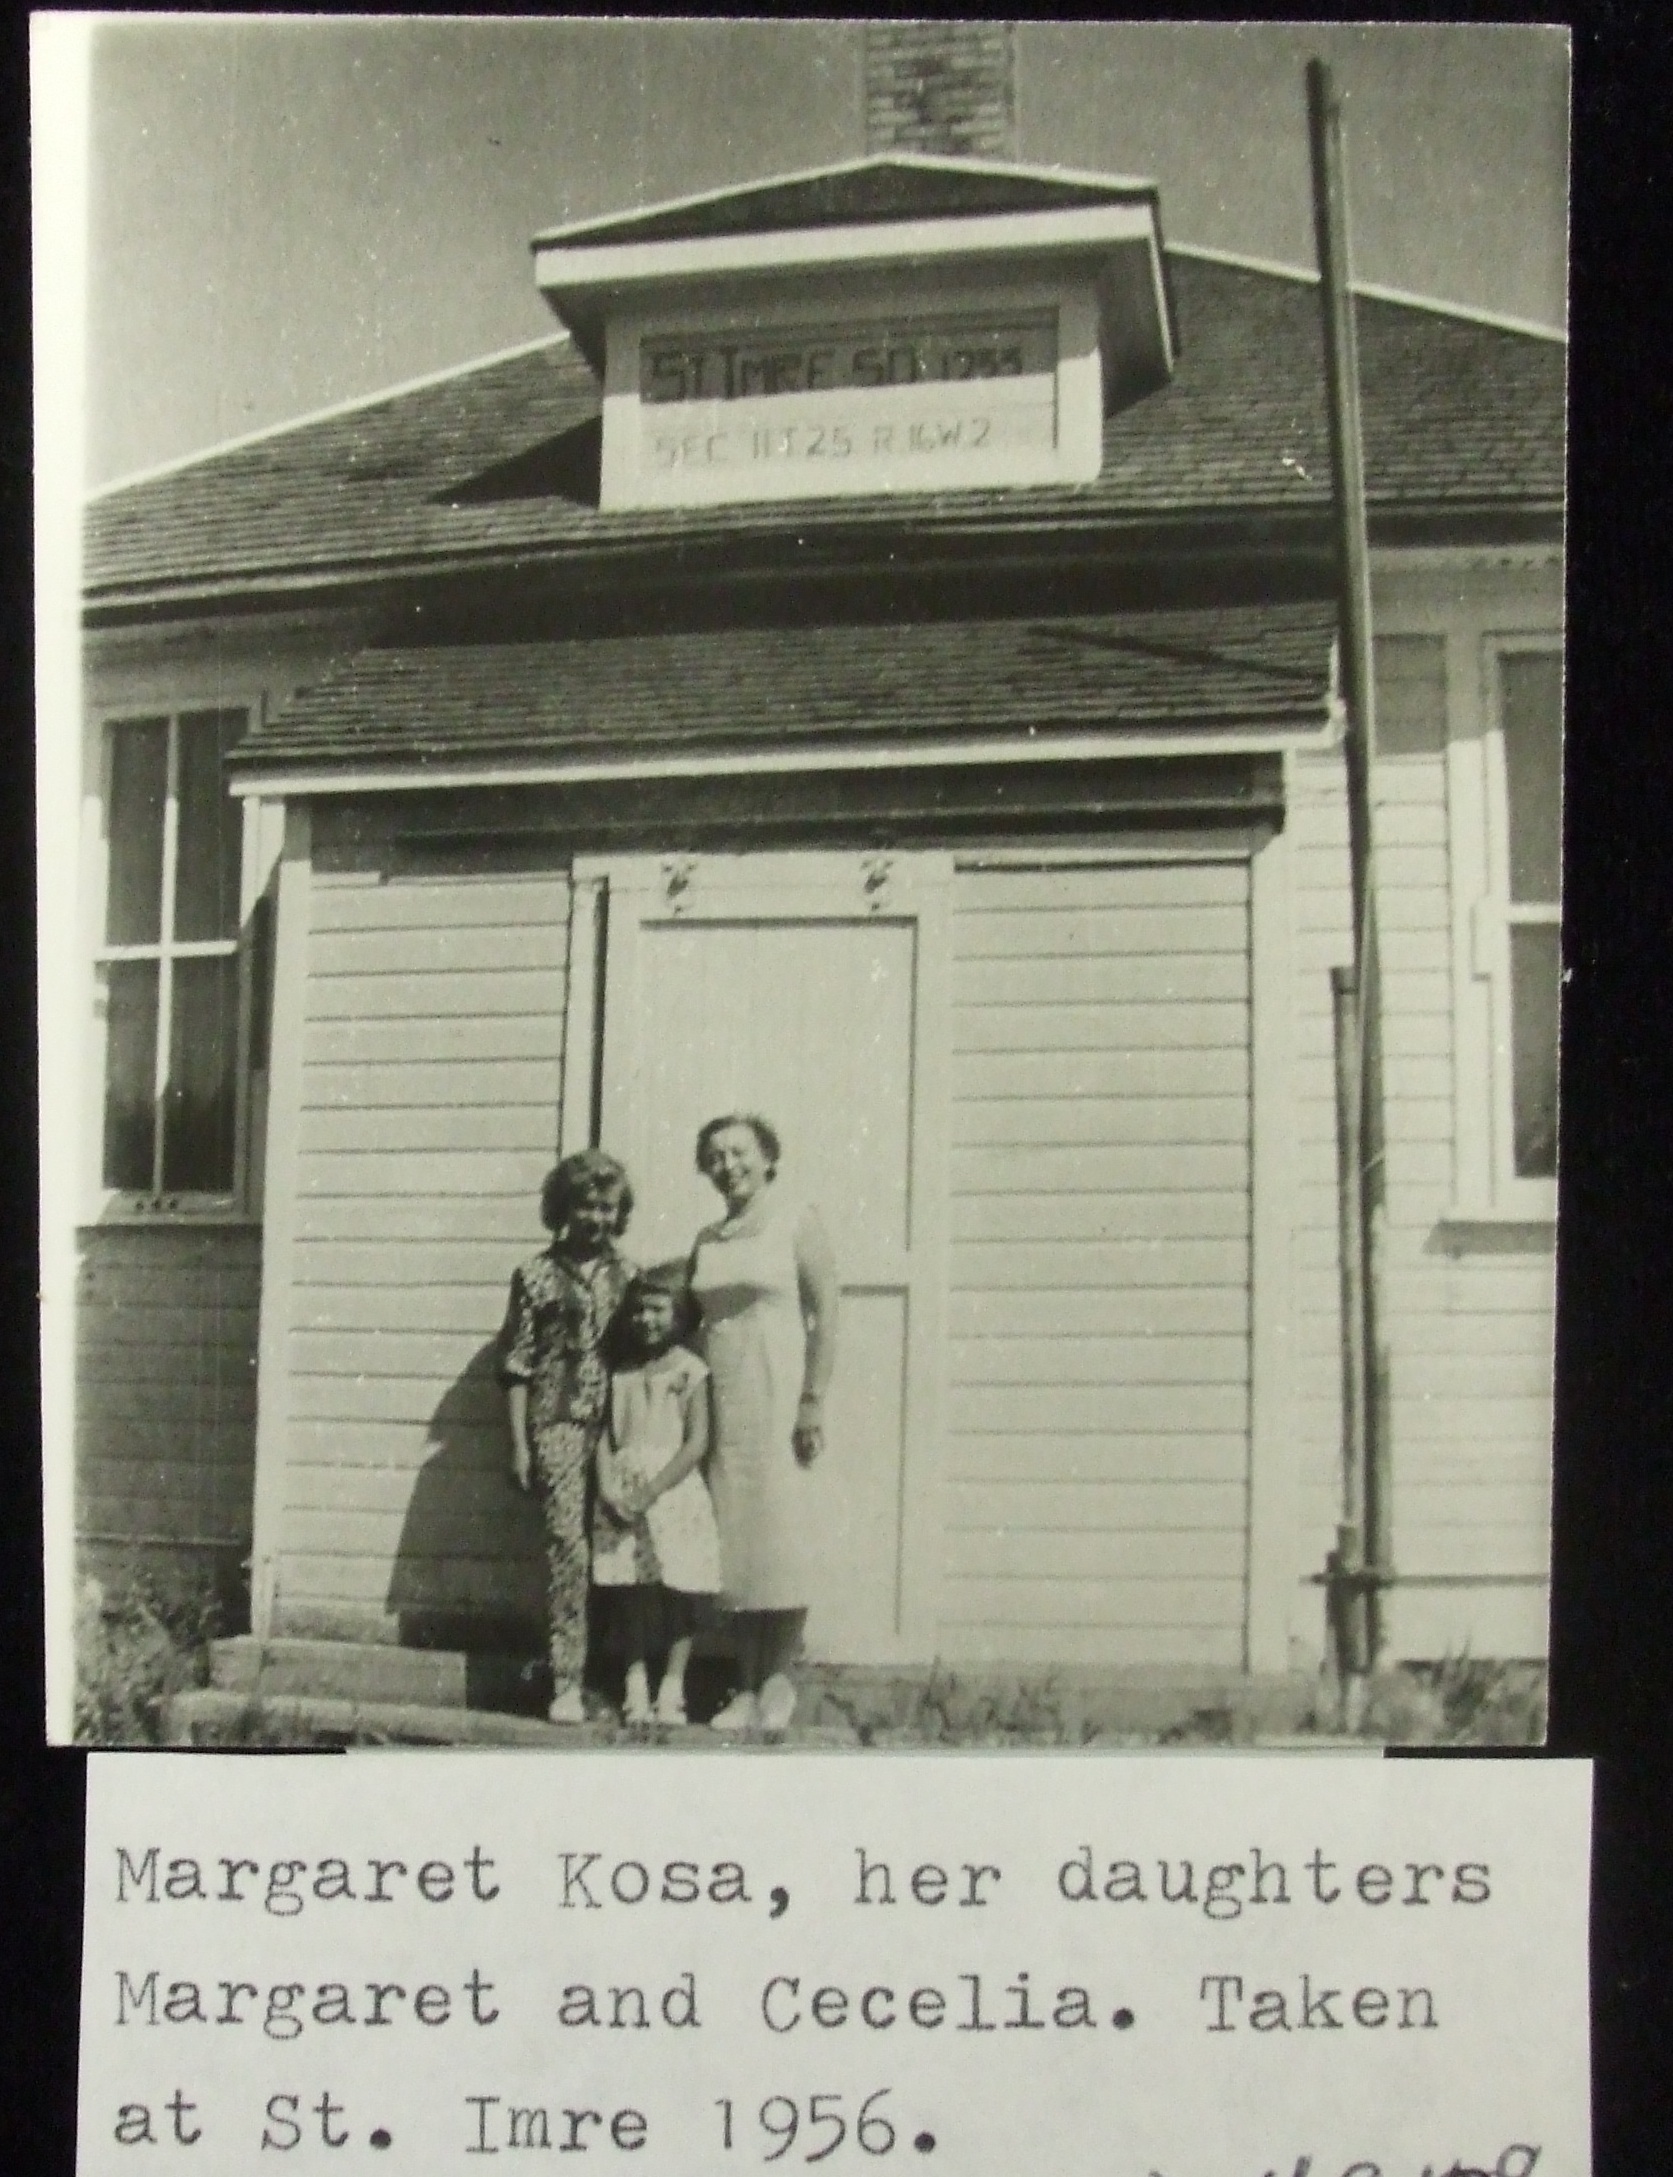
308;967;558;1020
947;1528;1248;1582
929;1621;1249;1668
949;1383;1246;1434
954;954;1248;1004
288;1281;524;1330
290;1330;522;1381
952;1048;1247;1099
952;1287;1247;1338
953;1195;1244;1242
1388;1524;1552;1578
942;1579;1245;1632
958;1094;1248;1147
273;839;569;1641
953;1333;1248;1384
953;1480;1247;1528
307;924;561;976
75;1226;261;1585
952;1238;1246;1290
287;1506;549;1559
942;858;1253;1666
1286;630;1556;1660
304;1015;563;1064
301;1106;557;1153
949;1433;1248;1484
299;1149;557;1197
303;1061;560;1110
280;1548;539;1615
1383;1582;1551;1662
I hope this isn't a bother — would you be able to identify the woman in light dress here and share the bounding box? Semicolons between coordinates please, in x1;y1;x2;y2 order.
688;1114;840;1734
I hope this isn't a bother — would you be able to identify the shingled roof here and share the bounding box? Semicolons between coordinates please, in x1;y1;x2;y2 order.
230;598;1338;779
86;252;1564;611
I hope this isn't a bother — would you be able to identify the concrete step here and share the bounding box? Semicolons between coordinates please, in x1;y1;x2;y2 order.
210;1637;538;1712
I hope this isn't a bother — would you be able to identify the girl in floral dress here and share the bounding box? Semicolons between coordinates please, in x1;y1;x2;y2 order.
499;1150;636;1725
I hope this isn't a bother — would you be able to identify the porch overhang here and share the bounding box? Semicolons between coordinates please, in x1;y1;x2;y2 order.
227;598;1340;796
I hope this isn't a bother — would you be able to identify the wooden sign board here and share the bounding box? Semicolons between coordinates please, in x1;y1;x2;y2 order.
599;272;1104;509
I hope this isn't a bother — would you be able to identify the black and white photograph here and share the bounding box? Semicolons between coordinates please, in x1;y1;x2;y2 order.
40;18;1569;1750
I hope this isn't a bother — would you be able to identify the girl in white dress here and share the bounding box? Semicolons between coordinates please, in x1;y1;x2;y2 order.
592;1265;722;1726
688;1114;840;1735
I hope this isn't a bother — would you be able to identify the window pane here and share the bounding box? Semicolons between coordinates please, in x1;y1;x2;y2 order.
102;959;159;1190
1502;653;1562;904
105;720;168;943
175;709;245;940
162;954;239;1192
1510;924;1560;1179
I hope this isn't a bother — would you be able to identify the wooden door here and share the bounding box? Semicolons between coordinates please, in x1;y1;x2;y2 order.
570;851;951;1662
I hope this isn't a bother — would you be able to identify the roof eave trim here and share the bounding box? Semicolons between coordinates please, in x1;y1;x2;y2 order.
227;716;1341;799
534;200;1161;296
531;150;1159;251
79;501;1568;622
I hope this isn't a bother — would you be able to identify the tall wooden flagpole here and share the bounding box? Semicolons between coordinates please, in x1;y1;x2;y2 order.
1308;59;1393;1719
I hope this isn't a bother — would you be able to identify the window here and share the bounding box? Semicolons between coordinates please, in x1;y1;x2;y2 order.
96;709;246;1201
1475;645;1561;1205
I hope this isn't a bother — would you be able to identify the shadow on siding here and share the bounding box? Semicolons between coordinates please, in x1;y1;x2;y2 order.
386;1340;548;1670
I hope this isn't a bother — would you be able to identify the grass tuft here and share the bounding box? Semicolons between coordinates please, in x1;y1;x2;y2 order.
812;1664;1093;1746
1314;1656;1548;1746
74;1561;219;1746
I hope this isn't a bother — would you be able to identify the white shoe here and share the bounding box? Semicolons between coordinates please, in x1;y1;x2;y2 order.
547;1683;586;1726
710;1690;758;1734
623;1665;652;1724
758;1673;797;1733
653;1681;687;1727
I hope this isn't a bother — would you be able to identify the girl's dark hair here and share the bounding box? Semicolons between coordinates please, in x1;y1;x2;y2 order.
694;1112;782;1178
610;1261;700;1361
540;1149;634;1235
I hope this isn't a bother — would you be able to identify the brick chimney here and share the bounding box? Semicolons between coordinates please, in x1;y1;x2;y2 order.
863;21;1017;161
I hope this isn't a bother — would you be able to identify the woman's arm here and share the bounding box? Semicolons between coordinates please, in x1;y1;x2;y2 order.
505;1381;533;1491
499;1267;536;1490
793;1207;840;1463
642;1373;712;1503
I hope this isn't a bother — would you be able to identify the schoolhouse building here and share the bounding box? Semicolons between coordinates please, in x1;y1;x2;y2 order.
74;27;1564;1723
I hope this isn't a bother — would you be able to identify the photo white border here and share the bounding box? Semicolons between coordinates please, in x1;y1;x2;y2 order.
34;16;94;1747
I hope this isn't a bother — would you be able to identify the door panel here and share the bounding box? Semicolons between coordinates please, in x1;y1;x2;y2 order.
580;853;949;1660
616;916;916;1270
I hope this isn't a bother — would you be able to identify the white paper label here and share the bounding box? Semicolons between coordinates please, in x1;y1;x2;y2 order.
78;1753;1591;2176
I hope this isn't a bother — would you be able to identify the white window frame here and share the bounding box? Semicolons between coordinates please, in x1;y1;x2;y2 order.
1451;630;1562;1221
85;703;262;1223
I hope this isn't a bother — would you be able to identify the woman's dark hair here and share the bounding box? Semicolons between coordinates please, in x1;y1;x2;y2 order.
694;1112;782;1179
540;1149;634;1235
